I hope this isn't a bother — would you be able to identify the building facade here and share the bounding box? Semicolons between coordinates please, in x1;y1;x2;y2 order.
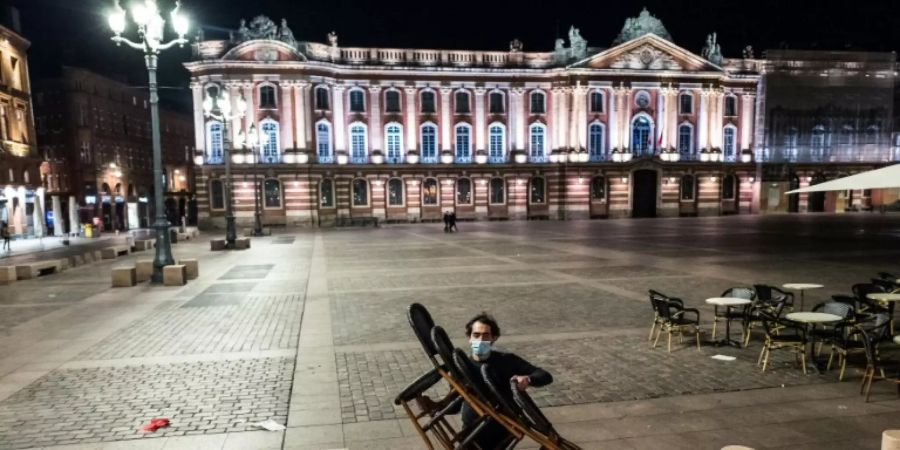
0;21;41;237
185;10;899;229
33;66;196;233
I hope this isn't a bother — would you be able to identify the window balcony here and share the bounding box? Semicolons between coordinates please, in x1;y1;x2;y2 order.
385;155;404;164
588;153;605;162
350;155;368;164
529;154;547;163
488;155;506;164
317;154;334;164
205;156;224;165
259;155;281;164
421;156;438;164
455;156;473;164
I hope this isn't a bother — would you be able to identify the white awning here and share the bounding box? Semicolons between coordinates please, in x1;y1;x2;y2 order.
786;164;900;194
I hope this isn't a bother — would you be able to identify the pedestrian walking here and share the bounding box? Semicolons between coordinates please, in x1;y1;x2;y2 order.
442;211;450;233
449;211;458;232
1;221;10;251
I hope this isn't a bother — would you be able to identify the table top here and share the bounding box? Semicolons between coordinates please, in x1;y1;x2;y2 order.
867;293;900;302
783;283;824;290
894;335;900;345
705;297;752;306
786;312;842;323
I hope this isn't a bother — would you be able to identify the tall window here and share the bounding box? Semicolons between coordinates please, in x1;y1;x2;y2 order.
455;91;470;114
315;86;330;110
457;178;472;204
723;126;736;159
590;91;604;113
350;123;367;163
421;91;436;113
681;175;695;201
388;178;404;206
490;178;505;204
260;121;280;163
489;92;504;114
421;124;437;162
529;123;546;161
678;124;693;155
320;179;334;207
785;127;799;148
385;123;403;163
259;85;276;108
489;124;505;161
352;179;369;206
205;121;223;163
316;122;333;162
589;123;604;160
722;175;735;200
591;176;606;200
530;92;545;114
455;124;471;161
385;90;401;113
264;179;282;208
210;179;224;210
811;125;826;149
840;125;853;145
349;89;365;113
679;93;693;114
422;178;438;205
632;116;651;154
530;177;545;204
724;96;737;116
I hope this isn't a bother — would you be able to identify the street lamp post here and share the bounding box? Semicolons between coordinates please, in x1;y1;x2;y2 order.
203;91;247;249
235;125;267;237
108;0;189;283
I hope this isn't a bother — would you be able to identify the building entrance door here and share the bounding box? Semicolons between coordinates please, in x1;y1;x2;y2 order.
632;170;657;218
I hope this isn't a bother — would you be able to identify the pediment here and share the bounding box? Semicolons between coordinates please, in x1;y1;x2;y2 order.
572;33;722;72
223;40;307;63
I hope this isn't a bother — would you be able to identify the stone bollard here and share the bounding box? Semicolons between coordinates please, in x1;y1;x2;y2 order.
0;266;16;285
884;430;900;450
111;266;137;287
135;260;153;283
163;264;187;286
178;259;199;280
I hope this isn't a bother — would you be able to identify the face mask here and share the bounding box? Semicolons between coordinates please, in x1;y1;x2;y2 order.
471;340;492;358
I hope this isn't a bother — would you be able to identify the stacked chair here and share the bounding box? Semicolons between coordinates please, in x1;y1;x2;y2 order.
396;303;583;450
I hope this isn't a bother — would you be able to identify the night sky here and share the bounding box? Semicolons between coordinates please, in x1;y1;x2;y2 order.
11;0;900;111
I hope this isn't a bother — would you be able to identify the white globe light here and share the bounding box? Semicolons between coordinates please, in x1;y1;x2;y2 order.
441;153;454;164
232;153;245;164
336;154;349;165
108;10;126;35
578;152;589;163
282;153;296;164
171;10;189;37
548;153;559;163
295;153;309;164
514;153;527;164
475;154;488;164
406;153;419;164
193;155;204;166
371;154;384;164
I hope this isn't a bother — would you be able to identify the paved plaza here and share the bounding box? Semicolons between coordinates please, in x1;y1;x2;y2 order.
1;214;900;449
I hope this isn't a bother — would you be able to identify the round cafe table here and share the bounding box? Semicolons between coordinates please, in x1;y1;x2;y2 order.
786;312;842;374
867;293;900;334
782;283;824;311
706;297;752;348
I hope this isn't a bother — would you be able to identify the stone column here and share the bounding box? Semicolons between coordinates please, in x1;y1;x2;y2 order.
574;87;587;150
656;88;666;151
52;195;63;236
622;87;633;150
33;188;45;237
280;82;294;149
369;86;383;152
558;88;570;149
710;89;723;149
332;85;346;151
440;87;452;151
551;88;561;150
404;87;418;152
740;93;755;151
667;87;678;148
515;88;527;151
474;87;486;151
226;82;243;142
242;82;255;134
608;87;618;150
190;82;205;155
508;88;519;150
698;88;709;150
294;81;310;150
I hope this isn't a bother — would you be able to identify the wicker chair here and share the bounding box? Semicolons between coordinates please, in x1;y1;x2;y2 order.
711;287;755;342
859;317;899;402
744;285;794;346
648;289;684;345
758;311;808;374
651;291;702;352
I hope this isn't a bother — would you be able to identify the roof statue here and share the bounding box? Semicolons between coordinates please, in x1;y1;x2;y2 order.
509;38;523;53
612;8;673;45
232;15;297;47
568;26;588;59
327;31;339;47
742;45;755;59
701;32;723;66
280;19;297;48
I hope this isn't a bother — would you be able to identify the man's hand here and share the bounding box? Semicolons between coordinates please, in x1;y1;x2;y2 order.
511;375;531;391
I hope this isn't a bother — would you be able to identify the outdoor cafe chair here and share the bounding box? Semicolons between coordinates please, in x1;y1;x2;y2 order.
650;291;701;353
648;289;683;344
859;317;899;402
505;375;583;450
853;283;887;315
829;312;889;382
758;311;808;374
710;287;755;342
744;285;793;346
809;300;854;355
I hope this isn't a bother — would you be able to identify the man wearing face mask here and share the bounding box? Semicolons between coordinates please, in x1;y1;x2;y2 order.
459;312;552;449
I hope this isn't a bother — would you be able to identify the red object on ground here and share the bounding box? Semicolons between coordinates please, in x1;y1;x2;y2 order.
139;418;170;433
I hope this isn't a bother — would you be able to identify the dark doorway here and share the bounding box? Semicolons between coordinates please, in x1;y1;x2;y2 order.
789;175;800;213
632;170;657;218
808;174;826;212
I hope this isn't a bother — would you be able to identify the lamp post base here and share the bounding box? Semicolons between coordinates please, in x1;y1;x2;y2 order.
225;215;237;248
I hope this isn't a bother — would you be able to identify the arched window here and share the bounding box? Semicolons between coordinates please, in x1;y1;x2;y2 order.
420;91;436;113
722;174;736;200
490;178;505;204
678;124;693;155
385;90;401;113
632;116;652;154
349;89;366;113
455;124;471;162
420;123;437;162
724;96;737;116
387;178;404;206
840;125;853;145
489;91;505;114
316;121;333;163
455;91;470;114
865;125;879;144
349;123;368;163
315;86;330;110
457;178;472;205
205;121;223;163
681;175;695;201
422;178;438;205
591;176;606;200
320;179;334;207
260;120;280;163
259;84;276;109
590;91;604;113
723;126;737;160
385;123;403;163
589;122;605;161
811;125;826;149
679;93;693;114
209;179;225;210
529;123;546;162
488;123;505;162
530;92;545;114
263;179;282;208
352;179;369;206
785;127;799;148
529;177;545;204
